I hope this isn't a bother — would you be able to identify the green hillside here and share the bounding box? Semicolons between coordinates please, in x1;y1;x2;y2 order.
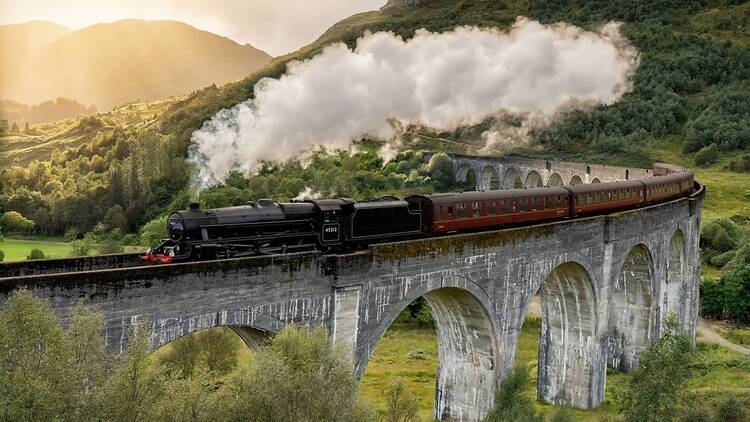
1;0;749;238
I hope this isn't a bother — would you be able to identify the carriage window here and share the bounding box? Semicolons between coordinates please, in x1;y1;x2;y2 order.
458;203;467;218
501;200;509;213
440;206;446;221
488;201;497;215
545;196;552;209
512;201;518;212
448;206;454;218
520;199;528;211
473;201;481;216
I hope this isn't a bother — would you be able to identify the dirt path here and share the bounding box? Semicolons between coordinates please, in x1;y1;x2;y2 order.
698;317;750;354
528;296;749;354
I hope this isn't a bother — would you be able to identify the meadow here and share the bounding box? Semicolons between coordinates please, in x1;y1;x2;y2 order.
0;236;143;262
0;237;75;261
360;317;750;421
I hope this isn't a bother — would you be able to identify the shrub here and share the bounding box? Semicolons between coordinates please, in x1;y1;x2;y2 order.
0;211;35;233
694;143;719;166
485;364;543;422
99;240;124;255
140;216;167;249
0;250;4;262
26;249;46;260
710;250;736;268
716;396;748;422
383;378;419;422
619;317;693;422
71;239;93;257
63;229;78;242
728;154;750;172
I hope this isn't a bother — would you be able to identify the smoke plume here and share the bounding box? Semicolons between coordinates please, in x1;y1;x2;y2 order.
189;17;638;188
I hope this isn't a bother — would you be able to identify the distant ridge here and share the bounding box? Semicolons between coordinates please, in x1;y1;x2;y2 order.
0;19;272;110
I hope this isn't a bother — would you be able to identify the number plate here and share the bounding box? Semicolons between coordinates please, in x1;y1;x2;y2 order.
322;223;340;242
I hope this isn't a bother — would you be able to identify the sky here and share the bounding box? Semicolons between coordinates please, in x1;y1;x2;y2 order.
0;0;387;56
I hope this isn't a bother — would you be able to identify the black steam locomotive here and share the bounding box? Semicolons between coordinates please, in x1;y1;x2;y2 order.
143;197;423;264
144;169;694;264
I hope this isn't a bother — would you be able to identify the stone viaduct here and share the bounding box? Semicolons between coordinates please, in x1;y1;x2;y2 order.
439;153;655;190
0;157;703;422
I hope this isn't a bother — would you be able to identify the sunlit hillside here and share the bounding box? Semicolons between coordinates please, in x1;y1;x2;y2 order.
0;19;272;110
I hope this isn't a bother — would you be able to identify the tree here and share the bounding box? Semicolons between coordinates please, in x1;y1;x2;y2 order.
23;122;30;134
101;321;167;422
428;152;455;190
0;250;4;262
141;215;167;248
694;143;719;166
484;364;542;422
26;249;46;260
159;327;240;378
0;211;35;233
214;325;371;422
0;290;69;421
383;379;418;422
71;237;93;257
10;122;18;133
619;317;693;422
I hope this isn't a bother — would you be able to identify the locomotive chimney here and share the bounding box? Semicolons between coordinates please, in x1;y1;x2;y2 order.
188;202;200;211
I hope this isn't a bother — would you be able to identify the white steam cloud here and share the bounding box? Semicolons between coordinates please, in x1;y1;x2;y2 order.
190;17;639;188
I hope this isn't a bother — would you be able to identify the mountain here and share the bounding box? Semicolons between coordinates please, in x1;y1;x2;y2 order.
0;19;272;110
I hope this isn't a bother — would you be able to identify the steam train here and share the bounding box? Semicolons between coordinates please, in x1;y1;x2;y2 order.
143;170;694;264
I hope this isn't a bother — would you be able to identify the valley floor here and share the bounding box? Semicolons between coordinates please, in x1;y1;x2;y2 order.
360;317;750;421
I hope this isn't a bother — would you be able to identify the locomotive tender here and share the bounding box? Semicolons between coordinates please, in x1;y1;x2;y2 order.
144;168;694;264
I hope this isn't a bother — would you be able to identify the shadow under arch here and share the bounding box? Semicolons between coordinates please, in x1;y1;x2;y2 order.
361;281;500;421
502;167;523;189
608;244;655;372
525;170;543;188
664;229;686;332
456;164;477;190
150;311;284;352
479;165;501;190
569;175;583;186
547;173;564;187
535;261;600;409
591;177;601;184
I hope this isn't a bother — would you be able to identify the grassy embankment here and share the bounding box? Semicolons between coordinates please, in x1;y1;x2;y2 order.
0;236;143;262
360;318;750;421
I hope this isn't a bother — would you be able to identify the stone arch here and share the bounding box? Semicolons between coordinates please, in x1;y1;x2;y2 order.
547;173;564;187
502;167;523;189
362;282;499;421
537;261;599;408
664;230;685;332
569;175;583;186
150;311;283;352
456;163;477;190
479;165;501;191
591;177;601;184
525;170;543;188
608;244;655;372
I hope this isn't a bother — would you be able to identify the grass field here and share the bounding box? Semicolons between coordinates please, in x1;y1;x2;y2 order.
0;238;75;261
0;237;143;262
359;318;750;421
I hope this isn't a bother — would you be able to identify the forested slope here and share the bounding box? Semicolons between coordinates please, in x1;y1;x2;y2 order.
1;0;749;239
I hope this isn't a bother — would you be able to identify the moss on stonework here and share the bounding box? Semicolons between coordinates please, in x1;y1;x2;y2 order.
372;223;559;264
